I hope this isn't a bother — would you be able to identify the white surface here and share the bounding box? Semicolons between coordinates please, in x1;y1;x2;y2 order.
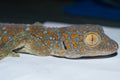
0;22;120;80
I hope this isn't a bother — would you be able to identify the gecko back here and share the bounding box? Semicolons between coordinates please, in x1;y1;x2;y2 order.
50;24;118;58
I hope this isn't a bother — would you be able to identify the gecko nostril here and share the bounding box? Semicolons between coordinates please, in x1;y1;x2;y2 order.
114;43;118;50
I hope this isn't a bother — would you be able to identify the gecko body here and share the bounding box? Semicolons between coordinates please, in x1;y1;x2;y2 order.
0;23;118;60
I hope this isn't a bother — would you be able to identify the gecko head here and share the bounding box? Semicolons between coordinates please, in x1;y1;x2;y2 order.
61;25;118;58
82;25;119;57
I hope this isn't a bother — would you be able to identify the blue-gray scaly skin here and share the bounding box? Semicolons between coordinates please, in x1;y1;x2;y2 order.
0;23;118;60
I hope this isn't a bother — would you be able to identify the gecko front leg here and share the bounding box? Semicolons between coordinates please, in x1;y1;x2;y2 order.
0;32;33;60
0;41;20;60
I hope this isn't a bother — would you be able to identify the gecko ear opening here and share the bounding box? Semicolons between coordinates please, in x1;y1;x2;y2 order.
62;41;67;50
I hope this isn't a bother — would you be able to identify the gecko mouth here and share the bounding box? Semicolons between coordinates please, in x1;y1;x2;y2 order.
53;52;118;59
96;48;118;56
80;52;118;59
98;41;119;56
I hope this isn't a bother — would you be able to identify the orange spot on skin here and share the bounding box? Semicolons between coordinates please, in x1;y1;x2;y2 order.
71;34;78;38
80;36;83;40
64;39;69;43
6;27;12;31
0;48;2;50
51;32;58;40
3;36;8;42
30;45;34;49
8;31;13;34
16;42;20;46
101;40;106;43
71;41;76;44
0;30;2;34
31;40;35;44
52;40;55;45
19;28;23;31
54;50;57;54
79;41;83;45
62;33;69;38
31;30;35;33
46;40;50;44
39;52;44;56
38;32;43;36
71;41;77;48
95;45;100;48
60;47;64;50
0;40;2;45
59;52;64;56
79;48;83;51
68;28;74;32
47;32;51;36
7;27;24;32
51;32;55;36
56;44;59;48
86;50;90;53
13;32;17;37
86;50;97;53
66;44;71;49
12;45;15;48
6;27;11;31
41;46;48;50
34;48;38;51
55;36;58;40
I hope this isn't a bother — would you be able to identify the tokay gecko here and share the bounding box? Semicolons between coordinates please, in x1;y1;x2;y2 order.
0;22;118;60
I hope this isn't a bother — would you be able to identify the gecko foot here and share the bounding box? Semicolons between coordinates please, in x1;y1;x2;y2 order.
0;51;9;60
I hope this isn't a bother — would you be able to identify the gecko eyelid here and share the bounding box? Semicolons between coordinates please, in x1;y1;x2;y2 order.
84;32;101;47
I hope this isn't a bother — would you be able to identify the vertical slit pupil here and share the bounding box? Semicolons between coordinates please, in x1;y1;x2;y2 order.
63;41;67;50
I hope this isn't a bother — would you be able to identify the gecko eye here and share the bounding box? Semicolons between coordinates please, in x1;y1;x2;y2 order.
84;32;101;47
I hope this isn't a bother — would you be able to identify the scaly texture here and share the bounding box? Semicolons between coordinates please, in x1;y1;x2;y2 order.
0;23;118;60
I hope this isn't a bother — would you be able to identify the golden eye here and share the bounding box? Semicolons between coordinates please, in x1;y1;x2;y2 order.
84;32;101;47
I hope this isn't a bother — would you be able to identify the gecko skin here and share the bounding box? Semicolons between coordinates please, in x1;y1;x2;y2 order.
0;23;118;60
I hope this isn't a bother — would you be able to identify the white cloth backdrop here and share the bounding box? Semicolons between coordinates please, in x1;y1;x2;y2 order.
0;22;120;80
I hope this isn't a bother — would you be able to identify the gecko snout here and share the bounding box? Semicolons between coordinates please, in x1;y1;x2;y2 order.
113;42;119;51
110;41;119;54
101;40;119;55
